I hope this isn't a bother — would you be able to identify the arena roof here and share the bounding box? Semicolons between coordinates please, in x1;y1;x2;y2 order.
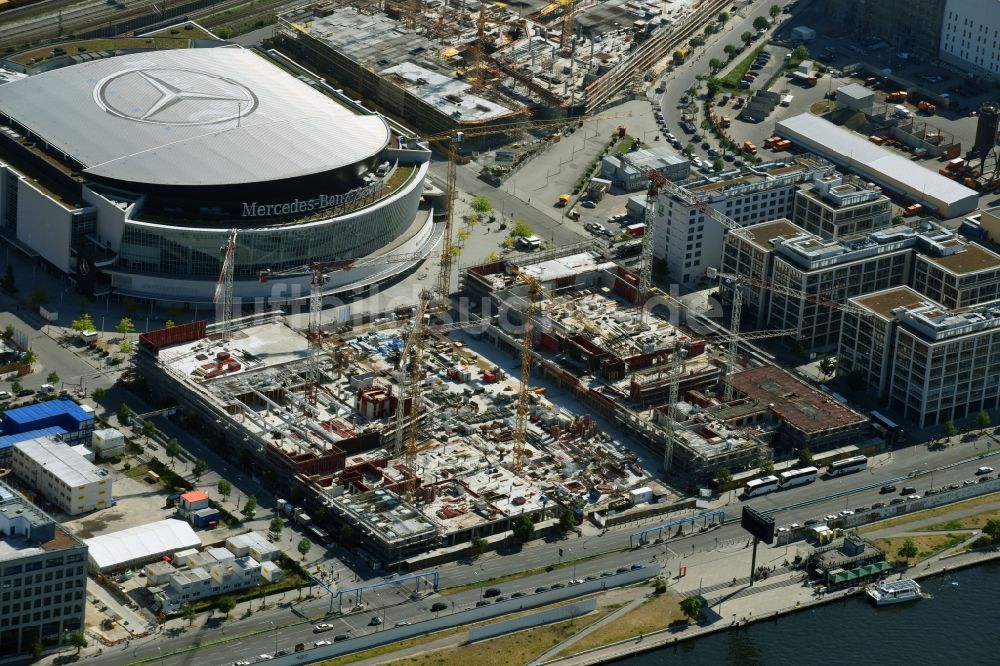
0;47;390;188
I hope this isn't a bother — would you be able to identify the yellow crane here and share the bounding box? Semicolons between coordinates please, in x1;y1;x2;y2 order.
509;267;544;471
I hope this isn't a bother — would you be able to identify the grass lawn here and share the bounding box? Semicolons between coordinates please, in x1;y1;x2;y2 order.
872;533;968;565
554;592;686;657
123;463;151;480
317;603;611;666
928;507;1000;531
811;100;836;114
398;611;610;666
719;45;764;90
859;492;1000;534
614;135;647;155
10;38;190;64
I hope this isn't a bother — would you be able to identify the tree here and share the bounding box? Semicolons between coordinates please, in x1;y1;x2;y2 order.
193;458;209;480
976;410;991;430
69;628;88;654
217;595;236;618
470;196;493;213
0;263;14;294
510;221;533;238
770;4;782;18
297;538;312;560
891;215;906;225
217;478;232;500
717;11;729;23
712;157;725;172
165;438;181;467
559;508;576;533
758;457;774;474
818;357;837;379
11;380;21;395
680;596;703;622
29;641;42;659
897;539;918;559
165;319;175;329
724;44;739;58
116;317;135;338
78;295;91;310
798;448;814;466
942;420;959;439
511;515;534;543
46;371;59;385
709;57;723;73
716;468;733;486
690;36;705;47
242;494;257;518
28;286;48;308
457;229;471;243
269;516;284;536
984;518;1000;543
340;524;353;544
704;24;718;36
673;51;685;65
92;387;106;401
2;324;12;340
21;350;35;366
71;312;96;333
141;419;157;443
741;30;753;43
182;604;196;626
470;534;488;556
486;251;500;262
682;143;695;156
753;16;769;31
466;211;480;227
792;44;810;61
116;403;131;425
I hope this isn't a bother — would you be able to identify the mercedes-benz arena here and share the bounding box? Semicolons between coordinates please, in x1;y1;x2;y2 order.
0;46;436;303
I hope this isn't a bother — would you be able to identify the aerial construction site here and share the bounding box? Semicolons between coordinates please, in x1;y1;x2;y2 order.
276;0;735;135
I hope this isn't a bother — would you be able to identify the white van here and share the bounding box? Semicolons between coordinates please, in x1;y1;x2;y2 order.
40;384;56;393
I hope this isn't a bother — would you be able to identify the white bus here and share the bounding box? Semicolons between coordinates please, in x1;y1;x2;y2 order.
778;466;819;488
827;455;868;477
743;475;780;498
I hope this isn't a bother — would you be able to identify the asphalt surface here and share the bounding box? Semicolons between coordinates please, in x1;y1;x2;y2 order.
97;432;1000;666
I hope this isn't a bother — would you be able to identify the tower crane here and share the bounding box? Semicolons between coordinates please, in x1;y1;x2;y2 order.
508;266;544;471
420;110;629;311
402;291;433;499
215;229;238;341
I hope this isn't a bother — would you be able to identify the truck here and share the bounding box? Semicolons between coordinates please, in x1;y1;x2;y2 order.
763;136;779;149
886;91;907;103
558;194;571;207
742;140;757;154
903;203;924;216
917;100;937;115
780;94;794;106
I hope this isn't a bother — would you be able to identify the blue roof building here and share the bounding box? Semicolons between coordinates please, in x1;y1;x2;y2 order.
0;398;95;453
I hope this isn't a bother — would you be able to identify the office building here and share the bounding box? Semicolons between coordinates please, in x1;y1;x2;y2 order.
12;437;112;515
940;0;1000;79
792;172;892;239
650;158;827;283
723;219;1000;349
0;479;88;655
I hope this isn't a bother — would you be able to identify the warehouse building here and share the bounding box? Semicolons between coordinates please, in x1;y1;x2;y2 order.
84;519;201;572
11;436;111;515
0;480;88;655
775;114;979;217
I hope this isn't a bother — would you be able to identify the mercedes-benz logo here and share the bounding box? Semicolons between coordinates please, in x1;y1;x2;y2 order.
93;67;258;126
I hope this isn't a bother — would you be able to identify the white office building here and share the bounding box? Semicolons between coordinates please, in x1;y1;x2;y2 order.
649;159;827;283
940;0;1000;79
11;437;111;515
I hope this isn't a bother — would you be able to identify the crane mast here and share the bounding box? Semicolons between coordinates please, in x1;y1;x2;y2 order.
214;229;237;341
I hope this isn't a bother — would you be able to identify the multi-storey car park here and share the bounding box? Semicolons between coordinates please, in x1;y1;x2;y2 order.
0;43;437;305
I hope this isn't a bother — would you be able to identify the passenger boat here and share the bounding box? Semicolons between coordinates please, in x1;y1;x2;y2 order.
866;578;923;606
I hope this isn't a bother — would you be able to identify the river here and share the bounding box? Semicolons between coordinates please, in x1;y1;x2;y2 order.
617;562;1000;665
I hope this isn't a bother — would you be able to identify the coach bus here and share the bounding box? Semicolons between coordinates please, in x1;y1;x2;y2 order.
743;475;780;498
871;410;903;444
827;455;868;477
778;466;819;488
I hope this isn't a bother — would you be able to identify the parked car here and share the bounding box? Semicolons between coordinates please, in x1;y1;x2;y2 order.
0;391;10;400
334;634;350;642
368;616;383;626
977;466;994;474
880;485;897;494
872;502;886;509
476;600;490;607
580;200;597;209
314;624;334;633
900;486;917;495
512;591;528;598
631;562;644;570
483;588;502;598
535;586;549;593
314;641;332;647
889;498;905;505
430;602;448;612
550;582;566;589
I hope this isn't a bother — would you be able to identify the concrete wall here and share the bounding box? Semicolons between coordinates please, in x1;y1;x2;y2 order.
266;567;659;665
468;598;597;642
15;178;76;273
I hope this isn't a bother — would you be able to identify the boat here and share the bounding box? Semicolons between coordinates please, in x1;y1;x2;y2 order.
866;578;923;606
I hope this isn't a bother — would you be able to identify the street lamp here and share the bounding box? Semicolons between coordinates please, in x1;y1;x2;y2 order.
270;621;278;656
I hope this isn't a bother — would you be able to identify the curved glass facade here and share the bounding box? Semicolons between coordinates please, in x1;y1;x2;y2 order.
115;164;425;284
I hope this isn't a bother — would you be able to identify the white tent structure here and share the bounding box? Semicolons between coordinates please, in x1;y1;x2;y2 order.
85;519;202;572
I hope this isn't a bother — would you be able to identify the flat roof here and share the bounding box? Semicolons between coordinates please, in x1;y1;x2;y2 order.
921;242;1000;275
851;286;929;320
731;366;868;434
0;47;390;188
2;398;93;428
775;113;978;216
85;519;202;571
14;436;108;487
740;218;808;252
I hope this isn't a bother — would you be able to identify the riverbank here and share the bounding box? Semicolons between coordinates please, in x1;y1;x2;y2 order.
539;535;1000;665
